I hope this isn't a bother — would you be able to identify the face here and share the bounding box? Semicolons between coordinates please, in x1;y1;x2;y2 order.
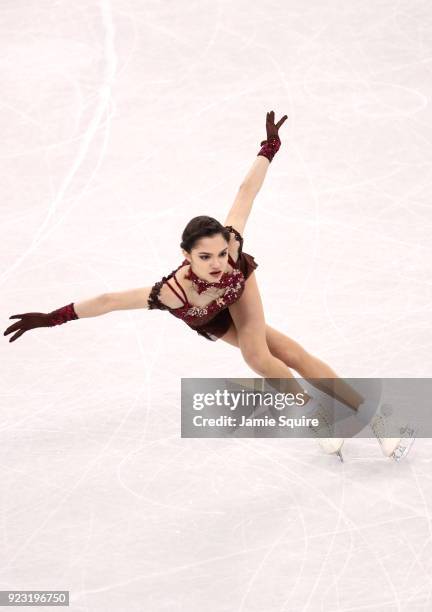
182;233;229;281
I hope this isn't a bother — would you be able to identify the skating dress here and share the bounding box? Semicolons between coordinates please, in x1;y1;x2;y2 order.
147;226;258;341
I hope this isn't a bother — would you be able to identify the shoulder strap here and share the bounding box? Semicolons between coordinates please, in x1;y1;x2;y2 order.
172;274;189;302
165;275;189;306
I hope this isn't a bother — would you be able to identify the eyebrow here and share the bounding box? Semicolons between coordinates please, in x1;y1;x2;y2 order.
197;248;228;255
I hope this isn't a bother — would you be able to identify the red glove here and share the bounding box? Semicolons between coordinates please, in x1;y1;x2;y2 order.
257;110;288;162
4;303;78;343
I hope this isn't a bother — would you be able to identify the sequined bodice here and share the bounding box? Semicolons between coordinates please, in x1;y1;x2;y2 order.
148;257;245;328
147;225;247;329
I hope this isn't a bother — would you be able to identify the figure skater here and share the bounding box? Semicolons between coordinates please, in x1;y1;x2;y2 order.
3;111;416;462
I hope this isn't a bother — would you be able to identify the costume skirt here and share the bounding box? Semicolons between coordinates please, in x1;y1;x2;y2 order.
193;251;258;341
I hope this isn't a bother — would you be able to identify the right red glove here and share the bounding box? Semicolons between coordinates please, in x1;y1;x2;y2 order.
4;303;78;343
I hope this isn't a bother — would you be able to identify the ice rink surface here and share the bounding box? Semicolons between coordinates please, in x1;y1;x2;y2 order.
1;0;432;610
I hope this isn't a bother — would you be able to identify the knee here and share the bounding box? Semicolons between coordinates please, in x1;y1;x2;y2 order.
241;344;273;375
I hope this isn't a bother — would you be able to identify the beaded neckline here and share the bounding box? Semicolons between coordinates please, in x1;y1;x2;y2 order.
184;265;233;295
168;259;244;313
146;224;246;316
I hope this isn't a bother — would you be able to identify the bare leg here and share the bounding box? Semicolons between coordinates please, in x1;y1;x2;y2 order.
293;354;364;412
223;275;362;413
262;325;364;411
251;353;345;460
246;352;318;406
221;321;364;413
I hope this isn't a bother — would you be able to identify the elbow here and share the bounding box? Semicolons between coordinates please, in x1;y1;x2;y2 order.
239;182;255;196
100;293;114;311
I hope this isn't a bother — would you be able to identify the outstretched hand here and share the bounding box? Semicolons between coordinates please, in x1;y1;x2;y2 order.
4;312;50;343
265;110;288;141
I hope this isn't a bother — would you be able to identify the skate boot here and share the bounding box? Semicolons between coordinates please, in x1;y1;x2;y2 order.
368;403;416;461
305;398;345;462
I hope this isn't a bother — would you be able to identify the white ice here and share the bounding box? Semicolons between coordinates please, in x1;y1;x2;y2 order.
1;1;432;610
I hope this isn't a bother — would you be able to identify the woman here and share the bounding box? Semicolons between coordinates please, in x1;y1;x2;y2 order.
3;111;415;462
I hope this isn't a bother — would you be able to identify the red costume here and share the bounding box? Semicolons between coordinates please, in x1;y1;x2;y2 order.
147;226;258;341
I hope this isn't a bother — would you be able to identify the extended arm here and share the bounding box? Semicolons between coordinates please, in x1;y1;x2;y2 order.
73;293;112;317
69;287;153;317
224;111;287;235
103;287;152;311
224;157;270;235
240;155;271;198
4;288;153;343
68;286;155;317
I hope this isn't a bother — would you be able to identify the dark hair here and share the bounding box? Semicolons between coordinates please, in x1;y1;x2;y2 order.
180;215;231;253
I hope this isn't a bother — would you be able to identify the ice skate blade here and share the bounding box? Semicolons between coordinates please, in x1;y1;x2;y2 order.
336;449;344;462
390;428;416;462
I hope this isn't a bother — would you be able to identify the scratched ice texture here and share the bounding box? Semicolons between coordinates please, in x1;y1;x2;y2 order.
1;1;432;611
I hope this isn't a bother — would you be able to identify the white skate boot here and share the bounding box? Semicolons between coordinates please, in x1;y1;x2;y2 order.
367;403;416;461
305;398;345;462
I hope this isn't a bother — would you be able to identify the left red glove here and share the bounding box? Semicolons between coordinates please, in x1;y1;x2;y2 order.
257;110;288;162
